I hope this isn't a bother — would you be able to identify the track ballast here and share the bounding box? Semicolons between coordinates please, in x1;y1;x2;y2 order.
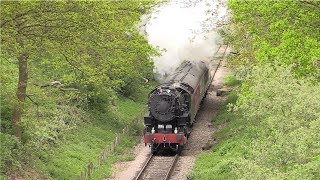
135;154;178;180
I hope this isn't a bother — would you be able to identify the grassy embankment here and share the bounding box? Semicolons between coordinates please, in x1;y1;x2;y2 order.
39;100;142;179
189;0;320;179
1;83;154;179
190;67;320;179
36;86;154;179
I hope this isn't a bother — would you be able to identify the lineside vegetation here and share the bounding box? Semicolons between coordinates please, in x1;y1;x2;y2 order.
0;1;158;178
191;1;320;179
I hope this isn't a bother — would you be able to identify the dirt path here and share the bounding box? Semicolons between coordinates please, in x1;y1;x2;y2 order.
109;56;229;180
107;139;150;180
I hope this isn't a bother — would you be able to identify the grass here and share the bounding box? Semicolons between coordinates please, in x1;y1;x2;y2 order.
189;93;242;179
223;73;241;87
88;133;140;179
212;91;238;127
189;73;242;180
0;79;157;179
43;124;116;179
212;73;240;127
35;90;150;179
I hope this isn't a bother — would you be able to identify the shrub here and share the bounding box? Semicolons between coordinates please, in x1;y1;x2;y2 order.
233;64;320;178
192;65;320;179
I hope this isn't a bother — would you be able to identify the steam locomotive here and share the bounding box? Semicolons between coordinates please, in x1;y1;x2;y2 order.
144;60;212;153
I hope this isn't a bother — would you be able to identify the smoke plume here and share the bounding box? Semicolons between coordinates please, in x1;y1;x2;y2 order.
145;0;227;79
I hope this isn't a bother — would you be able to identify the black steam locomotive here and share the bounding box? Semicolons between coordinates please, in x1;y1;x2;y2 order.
144;60;212;153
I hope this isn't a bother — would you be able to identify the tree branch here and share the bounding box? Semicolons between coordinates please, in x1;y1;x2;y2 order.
59;87;79;91
26;94;39;106
61;53;87;76
34;81;62;87
1;7;79;28
33;81;79;91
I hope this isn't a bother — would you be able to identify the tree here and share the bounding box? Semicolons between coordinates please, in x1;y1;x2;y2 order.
224;0;320;77
0;1;156;139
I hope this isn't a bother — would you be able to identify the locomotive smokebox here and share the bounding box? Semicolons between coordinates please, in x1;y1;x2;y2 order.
148;88;181;122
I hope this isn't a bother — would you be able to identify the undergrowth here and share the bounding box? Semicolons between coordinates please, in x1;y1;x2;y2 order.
34;96;148;179
190;67;320;179
0;75;156;179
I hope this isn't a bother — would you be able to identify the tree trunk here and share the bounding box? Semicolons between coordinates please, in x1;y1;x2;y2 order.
12;52;29;139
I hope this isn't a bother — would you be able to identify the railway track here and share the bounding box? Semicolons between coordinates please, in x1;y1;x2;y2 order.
134;44;228;180
135;154;179;180
210;44;229;80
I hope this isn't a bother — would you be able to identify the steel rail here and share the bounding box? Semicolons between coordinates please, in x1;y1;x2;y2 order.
211;44;229;81
135;45;227;180
135;154;179;180
164;154;179;180
135;154;154;180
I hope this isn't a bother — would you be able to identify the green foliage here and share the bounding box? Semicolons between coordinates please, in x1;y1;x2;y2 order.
0;0;157;177
0;57;18;134
193;1;320;179
0;133;22;174
212;90;238;127
190;85;240;179
22;104;85;146
34;96;146;179
192;65;320;179
224;0;320;77
1;0;158;115
223;74;241;87
233;65;320;178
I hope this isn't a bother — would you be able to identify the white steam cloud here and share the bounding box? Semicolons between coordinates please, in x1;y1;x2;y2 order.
145;0;227;78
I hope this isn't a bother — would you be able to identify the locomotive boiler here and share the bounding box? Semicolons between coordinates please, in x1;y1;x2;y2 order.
144;60;212;153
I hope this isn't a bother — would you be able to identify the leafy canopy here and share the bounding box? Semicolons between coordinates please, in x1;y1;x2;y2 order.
0;0;157;175
1;0;157;104
224;0;320;77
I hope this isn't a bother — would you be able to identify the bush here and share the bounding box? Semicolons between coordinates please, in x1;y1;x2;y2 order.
233;64;320;178
192;65;320;179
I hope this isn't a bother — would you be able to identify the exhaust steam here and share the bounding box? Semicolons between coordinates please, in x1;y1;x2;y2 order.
145;0;228;80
